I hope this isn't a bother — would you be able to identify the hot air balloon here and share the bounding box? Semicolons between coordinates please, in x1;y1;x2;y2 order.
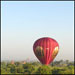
33;37;59;65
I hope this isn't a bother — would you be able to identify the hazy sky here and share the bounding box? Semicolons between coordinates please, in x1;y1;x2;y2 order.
1;1;74;61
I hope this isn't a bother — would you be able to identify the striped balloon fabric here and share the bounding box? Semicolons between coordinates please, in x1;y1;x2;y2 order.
33;37;59;65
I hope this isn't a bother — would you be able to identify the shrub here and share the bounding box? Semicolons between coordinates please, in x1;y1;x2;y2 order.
35;65;52;74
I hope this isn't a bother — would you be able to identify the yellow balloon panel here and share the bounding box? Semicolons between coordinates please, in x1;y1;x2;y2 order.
52;47;59;60
35;46;44;58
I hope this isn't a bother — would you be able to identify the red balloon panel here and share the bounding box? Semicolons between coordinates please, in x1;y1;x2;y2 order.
33;37;59;65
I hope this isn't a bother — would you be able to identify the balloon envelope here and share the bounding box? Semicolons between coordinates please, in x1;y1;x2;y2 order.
33;37;59;65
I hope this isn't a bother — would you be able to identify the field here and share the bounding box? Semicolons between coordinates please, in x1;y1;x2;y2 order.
1;60;74;74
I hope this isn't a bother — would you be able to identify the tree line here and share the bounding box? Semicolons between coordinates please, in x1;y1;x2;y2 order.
1;60;74;74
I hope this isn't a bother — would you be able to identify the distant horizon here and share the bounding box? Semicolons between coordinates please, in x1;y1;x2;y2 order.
1;59;74;62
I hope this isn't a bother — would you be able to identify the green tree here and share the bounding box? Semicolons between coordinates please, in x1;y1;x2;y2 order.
52;67;61;74
35;65;52;74
57;67;74;74
23;63;35;74
58;68;73;74
15;62;20;66
31;62;41;66
16;65;24;73
6;68;11;74
1;62;7;69
1;68;6;74
9;64;16;73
